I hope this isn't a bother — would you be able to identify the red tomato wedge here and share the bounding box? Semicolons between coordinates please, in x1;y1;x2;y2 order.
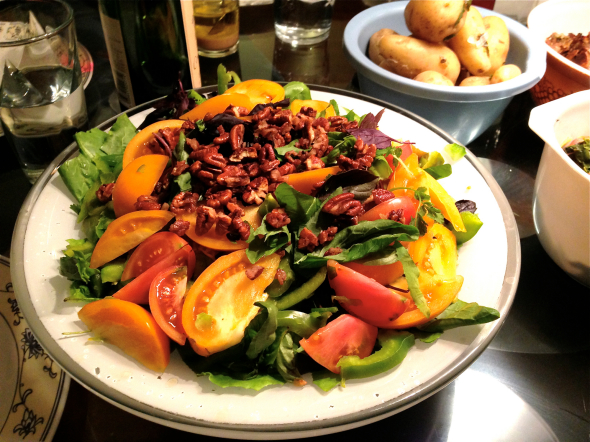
385;142;413;172
149;266;188;345
89;210;174;269
299;314;377;374
78;298;170;372
113;244;195;304
327;260;409;328
359;196;417;224
121;232;190;281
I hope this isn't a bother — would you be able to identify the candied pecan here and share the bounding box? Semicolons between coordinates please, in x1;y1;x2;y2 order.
231;215;250;241
312;117;330;132
322;193;362;216
215;213;232;236
96;183;115;203
324;247;343;256
257;143;276;162
318;226;338;245
337;155;360;171
190;146;227;169
260;159;280;173
154;132;172;157
160;127;180;152
213;125;230;145
135;195;161;211
181;120;195;132
268;169;285;184
275;268;287;285
169;220;190;237
278;162;297;176
244;162;260;178
388;209;405;223
304;155;325;171
205;189;233;209
310;132;330;157
266;208;290;228
188;160;202;175
298;228;319;252
229;147;258;163
284;151;302;166
373;188;396;205
217;165;250;187
229;124;245;150
186;138;200;151
195;206;217;235
197;164;224;187
171;160;189;176
298;106;317;118
311;180;326;196
245;265;264;280
276;249;286;258
227;202;245;218
224;105;250;118
268;109;293;126
170;191;198;214
243;177;268;205
252;106;272;122
327;116;349;131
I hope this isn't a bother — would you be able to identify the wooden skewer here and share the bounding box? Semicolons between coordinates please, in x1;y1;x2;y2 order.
180;0;202;89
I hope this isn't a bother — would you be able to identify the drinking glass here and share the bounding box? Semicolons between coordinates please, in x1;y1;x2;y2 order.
274;0;334;45
193;0;240;58
0;0;88;184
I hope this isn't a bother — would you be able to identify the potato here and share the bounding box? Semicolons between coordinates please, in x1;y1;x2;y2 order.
447;6;491;75
414;71;454;86
459;76;491;86
369;30;461;83
404;0;470;44
490;64;522;84
482;16;510;76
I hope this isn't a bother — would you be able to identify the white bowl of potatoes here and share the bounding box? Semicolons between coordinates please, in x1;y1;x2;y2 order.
344;0;547;144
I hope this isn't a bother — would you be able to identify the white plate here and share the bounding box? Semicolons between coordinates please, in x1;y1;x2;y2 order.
11;87;520;439
0;256;69;442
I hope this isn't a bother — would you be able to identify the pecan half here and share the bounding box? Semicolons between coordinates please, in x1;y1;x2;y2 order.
170;191;198;214
217;165;250;188
318;226;338;245
229;124;245;150
298;228;319;252
266;208;291;229
135;195;161;211
322;193;363;217
205;189;233;209
324;247;343;256
275;268;287;285
195;206;217;235
169;220;190;237
96;183;115;203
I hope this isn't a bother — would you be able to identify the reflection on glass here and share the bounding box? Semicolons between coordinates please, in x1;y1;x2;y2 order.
272;37;329;85
448;370;558;442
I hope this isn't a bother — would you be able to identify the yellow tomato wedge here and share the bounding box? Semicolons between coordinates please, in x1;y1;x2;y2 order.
112;154;169;218
180;93;253;121
386;274;464;329
176;204;261;251
223;79;285;105
89;210;174;269
182;250;281;356
290;99;336;118
388;153;426;198
122;120;184;169
78;298;170;372
284;166;341;195
409;223;458;279
423;173;466;232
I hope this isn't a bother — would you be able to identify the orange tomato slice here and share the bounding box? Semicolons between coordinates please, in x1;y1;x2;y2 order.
176;204;261;251
182;250;280;356
409;223;458;280
223;79;285;105
122;120;184;169
180;93;253;121
89;210;174;269
290;99;336;118
78;298;170;372
283;166;341;195
112;154;169;218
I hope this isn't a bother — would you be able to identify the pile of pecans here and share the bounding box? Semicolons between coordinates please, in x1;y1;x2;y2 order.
98;102;379;244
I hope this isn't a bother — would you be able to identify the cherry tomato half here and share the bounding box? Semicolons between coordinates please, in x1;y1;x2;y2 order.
359;196;417;224
121;232;190;281
299;314;377;374
149;266;188;345
327;260;409;328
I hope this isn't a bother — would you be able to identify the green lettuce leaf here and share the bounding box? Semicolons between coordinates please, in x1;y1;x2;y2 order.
417;299;500;333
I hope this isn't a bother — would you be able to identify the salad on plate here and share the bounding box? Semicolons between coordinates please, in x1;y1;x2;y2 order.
57;66;498;392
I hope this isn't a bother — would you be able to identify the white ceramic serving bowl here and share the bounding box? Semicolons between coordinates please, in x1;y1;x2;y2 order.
529;90;590;287
343;1;547;145
527;0;590;105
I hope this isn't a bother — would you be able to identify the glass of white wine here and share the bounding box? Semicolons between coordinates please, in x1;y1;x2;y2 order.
0;0;88;184
193;0;240;58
